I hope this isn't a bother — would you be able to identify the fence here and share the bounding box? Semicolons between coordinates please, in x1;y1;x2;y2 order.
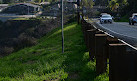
81;19;137;81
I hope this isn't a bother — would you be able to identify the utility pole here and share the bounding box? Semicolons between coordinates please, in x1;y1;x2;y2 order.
81;0;84;20
61;0;64;53
77;0;80;24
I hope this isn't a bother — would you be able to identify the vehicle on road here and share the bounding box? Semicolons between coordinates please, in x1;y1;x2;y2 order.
129;13;137;25
100;14;113;24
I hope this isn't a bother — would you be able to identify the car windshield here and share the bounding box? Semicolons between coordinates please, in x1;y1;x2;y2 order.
102;15;111;18
134;15;137;18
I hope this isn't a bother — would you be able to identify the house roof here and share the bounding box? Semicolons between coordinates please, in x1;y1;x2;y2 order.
67;0;77;2
9;3;40;8
19;3;40;8
0;4;8;6
40;2;50;5
51;2;77;10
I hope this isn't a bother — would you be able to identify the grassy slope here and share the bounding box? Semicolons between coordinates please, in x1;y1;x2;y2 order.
0;22;108;81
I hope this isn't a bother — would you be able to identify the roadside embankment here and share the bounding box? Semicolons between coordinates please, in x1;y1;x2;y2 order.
0;16;73;56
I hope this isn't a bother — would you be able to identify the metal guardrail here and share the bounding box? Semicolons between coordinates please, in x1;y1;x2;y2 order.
81;19;137;81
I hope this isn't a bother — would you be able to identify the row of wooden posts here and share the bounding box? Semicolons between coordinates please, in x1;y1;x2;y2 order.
81;19;137;81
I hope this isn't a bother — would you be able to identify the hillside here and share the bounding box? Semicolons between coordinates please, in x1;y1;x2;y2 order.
0;22;108;81
0;17;61;56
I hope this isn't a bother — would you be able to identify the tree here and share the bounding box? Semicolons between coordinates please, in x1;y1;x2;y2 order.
117;0;127;4
94;0;101;5
109;0;119;11
94;0;109;6
3;0;11;3
82;0;94;8
127;0;137;10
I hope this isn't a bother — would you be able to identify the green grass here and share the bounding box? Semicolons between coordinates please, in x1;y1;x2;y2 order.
0;22;108;81
12;17;43;20
12;17;29;20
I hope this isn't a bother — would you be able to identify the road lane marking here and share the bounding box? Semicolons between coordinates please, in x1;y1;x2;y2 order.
96;22;137;39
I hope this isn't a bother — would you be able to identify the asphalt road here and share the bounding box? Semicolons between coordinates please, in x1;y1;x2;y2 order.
96;22;137;47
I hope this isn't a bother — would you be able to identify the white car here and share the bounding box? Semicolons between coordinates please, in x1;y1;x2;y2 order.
100;15;113;24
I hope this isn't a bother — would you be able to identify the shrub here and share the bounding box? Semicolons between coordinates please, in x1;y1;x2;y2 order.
15;33;37;50
0;47;14;56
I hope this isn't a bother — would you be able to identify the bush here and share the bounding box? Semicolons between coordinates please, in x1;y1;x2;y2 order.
0;47;14;56
15;33;37;50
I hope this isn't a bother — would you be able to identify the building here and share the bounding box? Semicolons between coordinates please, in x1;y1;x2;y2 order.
40;2;50;5
2;3;40;15
50;2;77;11
27;0;33;2
0;4;8;11
59;0;77;2
67;0;77;2
42;2;77;16
15;0;33;2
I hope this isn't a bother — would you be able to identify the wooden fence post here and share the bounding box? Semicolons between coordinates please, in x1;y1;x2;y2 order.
95;34;107;75
109;44;127;81
85;23;93;48
87;29;96;60
81;20;88;34
126;50;137;81
106;37;120;58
